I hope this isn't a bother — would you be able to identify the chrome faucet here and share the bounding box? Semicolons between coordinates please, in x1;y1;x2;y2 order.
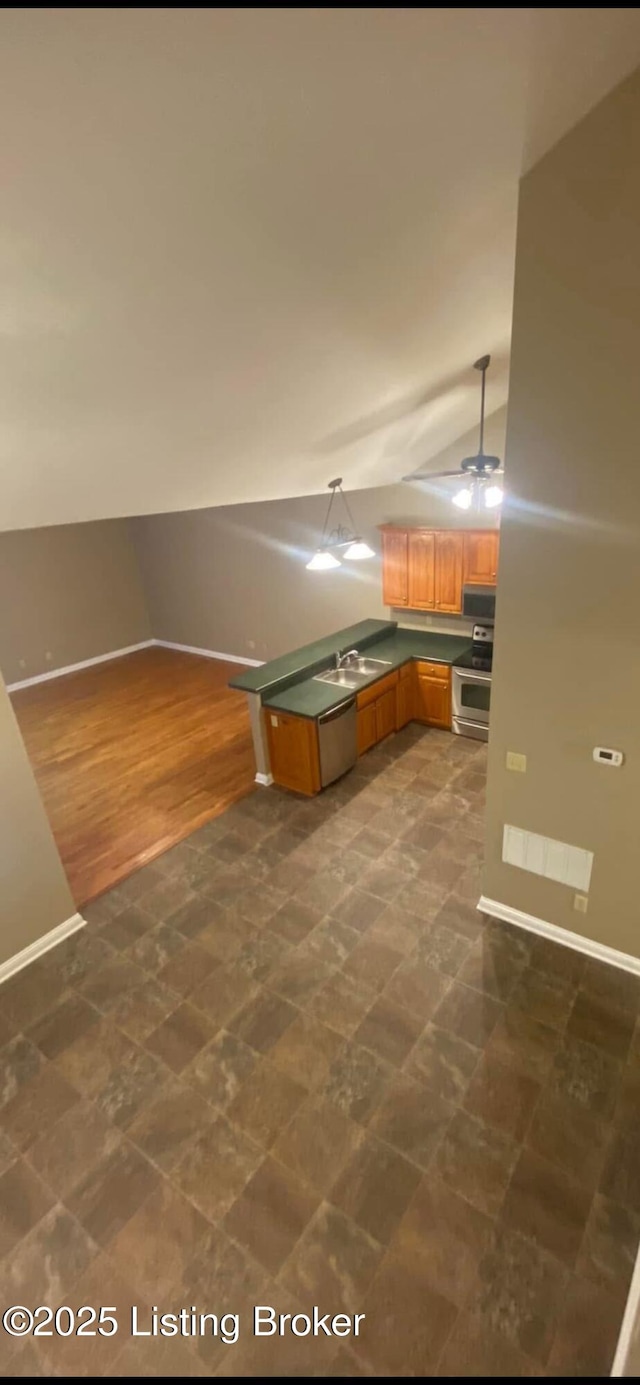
335;648;359;669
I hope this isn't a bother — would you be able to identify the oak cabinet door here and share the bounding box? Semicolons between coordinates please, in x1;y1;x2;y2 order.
381;528;408;606
463;530;499;585
395;668;416;729
408;530;435;609
376;688;396;743
357;703;378;755
415;673;451;729
265;711;321;794
435;532;464;613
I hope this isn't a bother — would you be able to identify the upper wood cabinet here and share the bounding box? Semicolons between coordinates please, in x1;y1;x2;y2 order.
408;530;435;609
381;528;408;606
463;530;499;585
380;524;499;612
435;532;464;614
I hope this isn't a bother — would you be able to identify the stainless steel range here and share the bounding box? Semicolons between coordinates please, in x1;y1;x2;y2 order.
452;622;493;741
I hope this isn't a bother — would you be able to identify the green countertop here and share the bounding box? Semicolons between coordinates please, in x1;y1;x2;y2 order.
262;627;473;719
228;619;396;696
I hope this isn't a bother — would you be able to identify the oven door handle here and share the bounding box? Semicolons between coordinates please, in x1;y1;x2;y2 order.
454;669;492;682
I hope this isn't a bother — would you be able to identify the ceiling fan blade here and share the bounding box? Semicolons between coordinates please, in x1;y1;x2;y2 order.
402;468;463;482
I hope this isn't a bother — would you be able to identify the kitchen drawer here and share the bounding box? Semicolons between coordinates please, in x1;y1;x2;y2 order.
356;669;399;710
415;660;450;681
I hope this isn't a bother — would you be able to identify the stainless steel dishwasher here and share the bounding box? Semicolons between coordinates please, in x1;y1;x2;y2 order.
317;698;357;788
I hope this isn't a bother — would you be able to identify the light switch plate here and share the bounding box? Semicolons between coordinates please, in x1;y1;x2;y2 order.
506;751;527;773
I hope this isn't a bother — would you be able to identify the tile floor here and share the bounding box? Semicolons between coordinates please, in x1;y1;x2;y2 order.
0;725;638;1376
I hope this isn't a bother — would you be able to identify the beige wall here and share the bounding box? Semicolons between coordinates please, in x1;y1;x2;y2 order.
483;71;640;957
133;411;504;662
0;673;74;965
0;519;151;684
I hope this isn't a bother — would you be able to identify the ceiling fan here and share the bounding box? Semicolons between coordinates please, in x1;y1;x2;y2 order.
403;354;504;509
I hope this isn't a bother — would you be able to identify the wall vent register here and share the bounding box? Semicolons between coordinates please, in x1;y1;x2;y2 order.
502;825;593;892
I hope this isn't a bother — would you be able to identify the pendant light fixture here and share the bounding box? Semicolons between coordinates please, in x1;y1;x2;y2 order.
305;478;375;571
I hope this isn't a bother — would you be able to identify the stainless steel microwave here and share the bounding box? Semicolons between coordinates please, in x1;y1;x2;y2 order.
462;584;496;622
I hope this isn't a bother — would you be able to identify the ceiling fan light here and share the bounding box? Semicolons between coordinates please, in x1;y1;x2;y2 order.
306;549;341;571
484;484;503;508
452;486;473;510
343;540;375;560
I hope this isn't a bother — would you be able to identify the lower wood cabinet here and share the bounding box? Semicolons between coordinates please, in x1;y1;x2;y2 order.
264;708;321;796
356;671;399;754
357;702;378;755
266;660;453;790
414;660;452;730
396;663;416;730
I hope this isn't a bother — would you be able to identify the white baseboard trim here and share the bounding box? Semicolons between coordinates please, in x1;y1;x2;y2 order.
154;639;263;668
478;895;640;978
255;772;274;786
6;641;155;692
5;638;264;692
0;912;86;986
612;1239;640;1375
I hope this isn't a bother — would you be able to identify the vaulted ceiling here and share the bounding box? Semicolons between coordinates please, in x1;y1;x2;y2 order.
2;8;640;530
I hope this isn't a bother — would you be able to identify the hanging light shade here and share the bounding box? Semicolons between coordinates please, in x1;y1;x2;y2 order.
484;484;503;509
306;479;375;571
343;539;376;560
305;549;341;571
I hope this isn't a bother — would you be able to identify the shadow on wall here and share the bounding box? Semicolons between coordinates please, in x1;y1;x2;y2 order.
314;351;510;460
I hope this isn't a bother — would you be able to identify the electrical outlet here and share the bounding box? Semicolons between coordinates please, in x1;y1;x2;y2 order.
19;658;26;670
246;640;256;651
45;651;53;662
574;893;588;914
506;751;527;773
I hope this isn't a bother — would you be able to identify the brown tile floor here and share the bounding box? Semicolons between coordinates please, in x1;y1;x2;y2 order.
1;725;639;1376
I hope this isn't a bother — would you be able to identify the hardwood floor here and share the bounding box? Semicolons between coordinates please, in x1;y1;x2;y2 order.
11;647;256;906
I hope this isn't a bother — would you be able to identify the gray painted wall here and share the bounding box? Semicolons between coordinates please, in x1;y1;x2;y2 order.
0;673;75;965
483;71;640;957
0;519;151;684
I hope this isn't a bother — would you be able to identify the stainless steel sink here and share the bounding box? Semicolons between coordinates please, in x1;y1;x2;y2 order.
350;657;392;675
313;656;392;689
313;668;370;688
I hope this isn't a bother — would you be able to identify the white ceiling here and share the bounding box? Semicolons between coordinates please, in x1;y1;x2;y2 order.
2;8;640;531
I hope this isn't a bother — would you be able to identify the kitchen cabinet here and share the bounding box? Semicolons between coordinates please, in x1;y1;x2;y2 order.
357;703;378;755
435;532;464;613
381;528;408;606
264;709;321;796
395;663;416;730
356;670;399;754
408;530;435;609
376;688;397;742
380;524;498;611
415;660;451;730
463;530;499;585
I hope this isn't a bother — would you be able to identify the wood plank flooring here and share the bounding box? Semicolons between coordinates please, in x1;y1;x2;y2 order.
10;646;256;906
